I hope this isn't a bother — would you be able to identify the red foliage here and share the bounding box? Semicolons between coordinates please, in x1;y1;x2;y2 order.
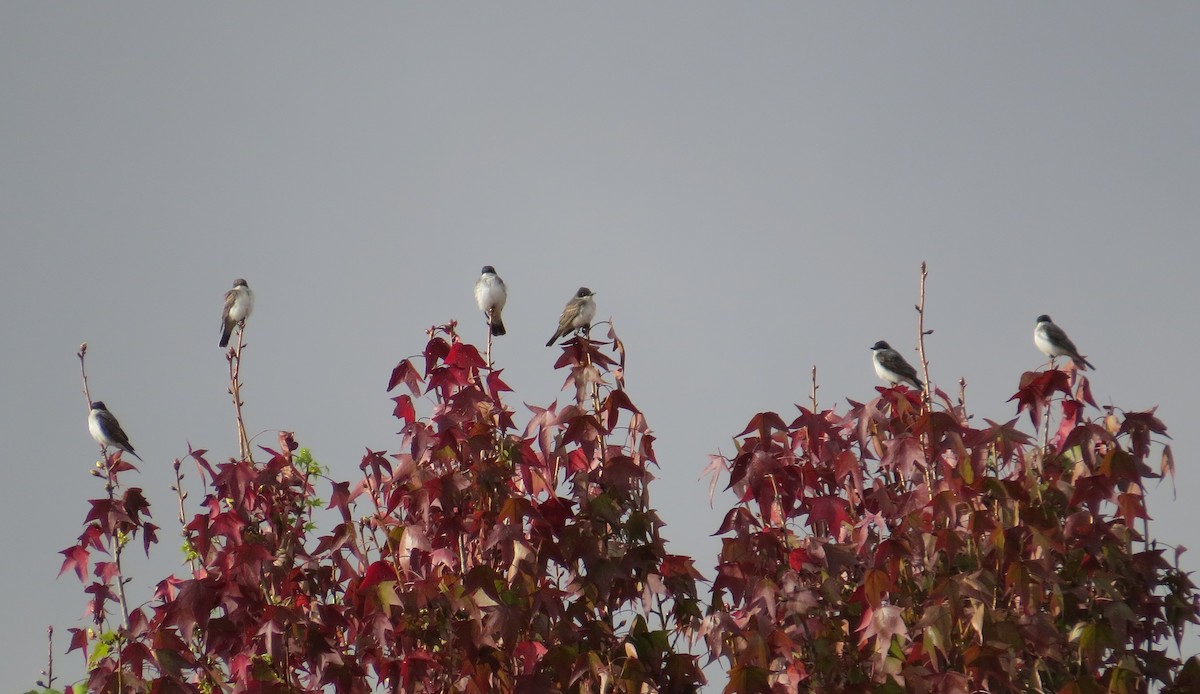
701;371;1199;692
61;324;704;692
56;326;1199;692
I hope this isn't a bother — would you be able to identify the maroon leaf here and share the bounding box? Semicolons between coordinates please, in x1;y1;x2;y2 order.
1009;369;1071;429
391;394;416;423
58;544;90;582
387;358;422;394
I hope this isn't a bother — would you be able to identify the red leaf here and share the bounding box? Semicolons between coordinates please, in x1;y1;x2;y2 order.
880;437;924;479
1009;370;1071;430
391;394;416;423
805;496;851;530
486;369;513;398
359;560;398;593
446;342;486;369
1054;399;1084;450
735;411;790;441
59;544;90;582
422;337;451;374
387;358;422;395
600;390;640;433
1075;375;1099;409
1119;408;1170;459
327;480;352;521
66;627;89;657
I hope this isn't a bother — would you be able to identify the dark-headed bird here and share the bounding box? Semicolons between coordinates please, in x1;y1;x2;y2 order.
870;340;924;390
88;401;143;461
474;266;508;336
219;278;254;348
546;287;596;346
1034;314;1093;370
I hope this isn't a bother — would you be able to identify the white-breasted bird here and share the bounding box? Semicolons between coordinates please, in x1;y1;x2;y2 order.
474;266;507;336
88;401;143;461
870;340;924;391
1034;314;1093;370
219;278;254;348
546;287;596;346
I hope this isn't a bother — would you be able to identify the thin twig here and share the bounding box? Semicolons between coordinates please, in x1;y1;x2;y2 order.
37;625;54;689
486;313;494;369
915;263;937;492
79;343;93;415
810;365;819;412
228;323;252;462
915;262;932;407
172;458;196;573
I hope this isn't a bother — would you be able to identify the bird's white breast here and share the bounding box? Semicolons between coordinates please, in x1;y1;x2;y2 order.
1034;324;1062;357
576;298;596;327
475;276;506;311
872;353;891;381
88;411;105;443
228;288;254;322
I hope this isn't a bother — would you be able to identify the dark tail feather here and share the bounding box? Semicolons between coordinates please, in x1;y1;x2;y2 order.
546;333;558;347
491;317;506;336
220;322;232;348
1075;356;1094;371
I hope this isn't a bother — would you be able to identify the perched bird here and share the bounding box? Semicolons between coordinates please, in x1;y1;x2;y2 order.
474;265;508;336
219;278;254;348
546;287;596;346
870;340;924;391
88;401;143;461
1034;314;1094;370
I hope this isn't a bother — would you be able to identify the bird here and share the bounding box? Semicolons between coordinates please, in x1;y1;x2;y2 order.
474;266;507;336
88;401;143;461
546;287;596;346
870;340;924;391
1034;314;1094;370
219;278;254;348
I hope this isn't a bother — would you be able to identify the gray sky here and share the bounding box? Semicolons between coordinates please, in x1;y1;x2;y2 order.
2;4;1198;688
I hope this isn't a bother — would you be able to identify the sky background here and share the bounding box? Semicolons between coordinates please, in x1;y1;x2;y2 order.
2;4;1197;689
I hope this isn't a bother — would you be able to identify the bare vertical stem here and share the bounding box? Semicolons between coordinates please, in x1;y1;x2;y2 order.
228;323;252;462
78;343;92;401
38;626;54;690
172;458;196;573
914;262;932;407
486;324;493;370
810;365;819;412
1039;365;1053;466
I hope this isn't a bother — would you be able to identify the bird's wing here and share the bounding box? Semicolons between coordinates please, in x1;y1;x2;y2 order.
557;302;579;334
221;288;238;324
880;351;919;381
99;410;133;449
1045;323;1080;356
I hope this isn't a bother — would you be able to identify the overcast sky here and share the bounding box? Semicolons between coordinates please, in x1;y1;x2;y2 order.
2;4;1197;688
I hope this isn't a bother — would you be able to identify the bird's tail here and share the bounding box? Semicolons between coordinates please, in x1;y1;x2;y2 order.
219;322;233;348
491;316;506;336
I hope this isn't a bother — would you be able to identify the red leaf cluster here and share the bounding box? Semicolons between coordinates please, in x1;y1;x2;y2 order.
63;323;704;692
702;375;1199;691
56;325;1198;692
